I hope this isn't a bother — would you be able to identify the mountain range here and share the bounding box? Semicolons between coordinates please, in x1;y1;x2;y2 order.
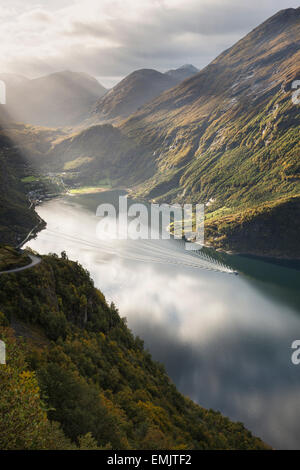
1;8;300;258
0;64;198;128
91;65;198;123
118;7;300;257
0;71;107;127
1;6;299;451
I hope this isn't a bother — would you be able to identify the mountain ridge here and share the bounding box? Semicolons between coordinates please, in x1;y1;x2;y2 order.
165;64;199;82
91;65;199;123
0;71;107;127
117;7;300;257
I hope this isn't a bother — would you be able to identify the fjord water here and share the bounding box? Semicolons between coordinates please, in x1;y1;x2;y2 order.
26;191;300;449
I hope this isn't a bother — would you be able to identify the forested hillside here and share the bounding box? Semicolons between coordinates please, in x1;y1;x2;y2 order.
0;127;42;246
0;253;269;450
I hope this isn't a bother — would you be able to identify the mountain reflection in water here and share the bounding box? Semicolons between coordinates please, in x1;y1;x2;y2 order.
26;191;300;449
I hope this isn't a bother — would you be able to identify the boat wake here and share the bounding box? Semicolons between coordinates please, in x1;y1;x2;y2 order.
45;228;236;274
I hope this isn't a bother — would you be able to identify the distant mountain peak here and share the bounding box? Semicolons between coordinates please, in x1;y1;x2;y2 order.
3;70;107;127
165;64;199;82
92;68;177;121
177;64;199;71
274;6;300;18
252;6;300;32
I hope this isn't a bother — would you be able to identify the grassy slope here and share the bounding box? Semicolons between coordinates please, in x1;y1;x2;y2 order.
46;124;155;187
0;253;269;450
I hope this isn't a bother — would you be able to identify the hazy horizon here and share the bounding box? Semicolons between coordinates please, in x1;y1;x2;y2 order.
1;1;299;88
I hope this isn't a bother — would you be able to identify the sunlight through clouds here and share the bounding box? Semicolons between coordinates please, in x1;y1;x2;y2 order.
0;0;299;82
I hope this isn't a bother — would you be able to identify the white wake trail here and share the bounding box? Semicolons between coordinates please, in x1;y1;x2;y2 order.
45;228;236;274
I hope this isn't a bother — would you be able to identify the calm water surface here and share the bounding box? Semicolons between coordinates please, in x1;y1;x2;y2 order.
26;191;300;449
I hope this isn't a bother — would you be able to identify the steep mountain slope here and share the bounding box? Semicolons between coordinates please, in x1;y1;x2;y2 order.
46;124;153;186
1;71;106;127
0;113;43;245
91;69;178;122
0;253;269;450
0;324;76;450
118;7;300;257
165;64;199;82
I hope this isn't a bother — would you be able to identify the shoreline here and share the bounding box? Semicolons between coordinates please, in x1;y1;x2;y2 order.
67;186;112;195
25;189;300;264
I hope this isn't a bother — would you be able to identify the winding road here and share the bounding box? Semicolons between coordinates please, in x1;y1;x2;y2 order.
0;253;41;275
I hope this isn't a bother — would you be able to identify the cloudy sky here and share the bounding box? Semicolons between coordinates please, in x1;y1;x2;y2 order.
0;0;299;87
